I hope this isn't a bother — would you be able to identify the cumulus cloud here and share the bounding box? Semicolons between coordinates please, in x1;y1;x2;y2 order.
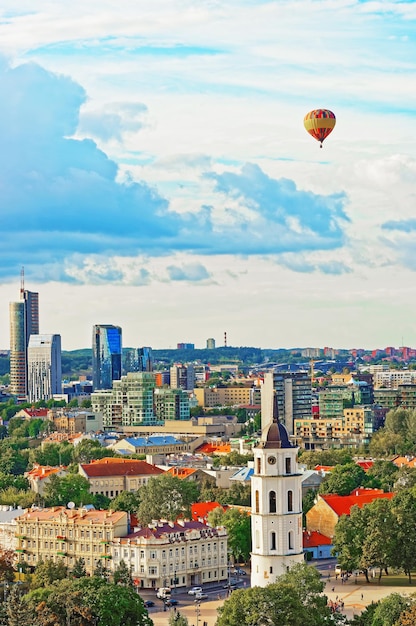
167;263;211;282
78;102;148;142
0;58;350;284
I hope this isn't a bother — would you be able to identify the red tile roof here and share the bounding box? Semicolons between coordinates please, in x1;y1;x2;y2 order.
321;490;394;517
356;460;374;471
191;501;224;521
21;408;48;418
303;530;332;548
195;442;231;455
81;458;165;478
166;467;197;479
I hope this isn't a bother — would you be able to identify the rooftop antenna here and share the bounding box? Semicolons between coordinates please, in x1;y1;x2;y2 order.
20;266;25;298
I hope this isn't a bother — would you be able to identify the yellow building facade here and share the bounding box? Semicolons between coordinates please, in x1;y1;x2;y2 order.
15;507;128;574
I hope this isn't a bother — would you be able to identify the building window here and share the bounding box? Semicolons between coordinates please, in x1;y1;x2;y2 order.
285;457;291;474
287;490;293;512
255;490;259;513
288;531;293;550
270;532;276;551
256;457;261;474
269;491;276;513
269;566;273;574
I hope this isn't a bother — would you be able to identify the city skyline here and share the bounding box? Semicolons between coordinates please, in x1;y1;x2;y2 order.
1;2;416;350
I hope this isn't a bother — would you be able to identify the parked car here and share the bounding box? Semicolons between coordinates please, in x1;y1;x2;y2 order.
144;601;155;608
188;587;203;595
335;564;342;575
165;599;179;607
233;568;246;576
195;593;208;601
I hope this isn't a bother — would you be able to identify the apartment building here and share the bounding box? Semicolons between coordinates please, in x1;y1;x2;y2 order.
112;520;228;589
78;458;165;498
194;386;252;408
294;406;377;449
15;506;128;574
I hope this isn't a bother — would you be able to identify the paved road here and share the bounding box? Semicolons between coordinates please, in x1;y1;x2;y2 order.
144;566;413;625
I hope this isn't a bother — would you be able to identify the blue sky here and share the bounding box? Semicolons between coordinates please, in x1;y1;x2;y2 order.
1;0;416;350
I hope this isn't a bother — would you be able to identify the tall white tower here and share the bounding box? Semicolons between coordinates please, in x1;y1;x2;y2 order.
27;334;62;402
250;392;304;587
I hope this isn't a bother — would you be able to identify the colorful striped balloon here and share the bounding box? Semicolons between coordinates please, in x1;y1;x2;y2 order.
304;109;336;148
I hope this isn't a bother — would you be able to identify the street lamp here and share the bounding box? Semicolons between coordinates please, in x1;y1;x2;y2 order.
194;599;201;626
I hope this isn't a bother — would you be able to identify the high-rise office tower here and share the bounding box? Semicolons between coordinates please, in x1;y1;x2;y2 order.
92;325;122;390
9;274;39;398
124;347;153;373
27;334;62;402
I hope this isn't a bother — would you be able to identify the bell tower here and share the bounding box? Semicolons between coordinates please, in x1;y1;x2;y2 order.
250;391;304;587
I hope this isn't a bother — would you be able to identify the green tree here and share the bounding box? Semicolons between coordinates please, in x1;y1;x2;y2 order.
217;563;330;626
169;611;189;625
332;504;372;580
371;592;412;626
365;459;398;491
319;462;366;496
208;507;251;563
137;474;199;524
110;490;141;513
93;560;110;581
390;490;416;583
43;474;92;507
113;560;133;587
5;585;36;626
72;439;114;463
368;429;404;458
30;559;68;589
0;487;36;508
361;498;396;583
71;557;87;579
29;442;73;467
222;482;251;506
298;449;353;469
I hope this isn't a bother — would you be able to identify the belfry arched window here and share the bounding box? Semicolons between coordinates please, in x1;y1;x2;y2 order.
269;490;276;513
270;532;276;551
287;490;293;512
255;490;259;513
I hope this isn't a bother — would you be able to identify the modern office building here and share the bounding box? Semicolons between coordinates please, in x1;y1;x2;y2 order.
9;284;39;398
261;371;312;436
124;347;153;373
27;334;62;402
92;325;122;390
170;364;195;391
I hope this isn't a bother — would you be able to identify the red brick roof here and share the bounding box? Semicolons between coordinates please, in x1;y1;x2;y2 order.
81;458;165;478
303;530;332;548
321;490;394;517
356;460;374;471
21;408;48;418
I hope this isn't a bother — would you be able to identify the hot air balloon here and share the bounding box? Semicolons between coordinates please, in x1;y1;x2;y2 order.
304;109;336;148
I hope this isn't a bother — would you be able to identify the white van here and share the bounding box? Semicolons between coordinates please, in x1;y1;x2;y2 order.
156;587;171;599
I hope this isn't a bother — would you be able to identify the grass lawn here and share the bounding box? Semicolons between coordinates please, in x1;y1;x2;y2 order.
359;572;416;587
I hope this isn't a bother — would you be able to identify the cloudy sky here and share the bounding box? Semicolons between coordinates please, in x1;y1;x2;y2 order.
1;0;416;351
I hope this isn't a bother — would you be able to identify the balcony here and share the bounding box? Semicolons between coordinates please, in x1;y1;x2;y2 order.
15;534;27;540
56;536;66;542
56;551;66;557
100;555;112;560
100;540;110;545
15;549;25;554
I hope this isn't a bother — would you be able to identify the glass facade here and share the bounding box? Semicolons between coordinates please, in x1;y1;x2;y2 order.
92;325;122;390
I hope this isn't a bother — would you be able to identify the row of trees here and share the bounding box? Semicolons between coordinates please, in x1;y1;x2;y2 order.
333;487;416;584
0;558;152;626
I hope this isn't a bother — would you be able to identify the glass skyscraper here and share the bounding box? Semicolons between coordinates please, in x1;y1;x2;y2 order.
9;288;39;398
92;325;122;390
